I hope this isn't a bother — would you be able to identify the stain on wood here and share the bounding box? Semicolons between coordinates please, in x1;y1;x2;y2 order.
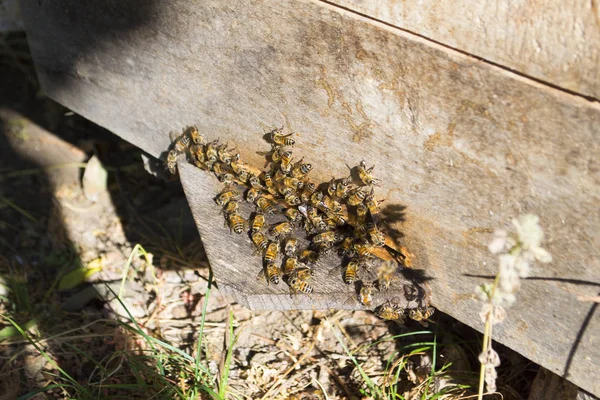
19;0;600;394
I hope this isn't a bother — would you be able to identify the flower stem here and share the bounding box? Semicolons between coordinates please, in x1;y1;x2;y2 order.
478;272;501;399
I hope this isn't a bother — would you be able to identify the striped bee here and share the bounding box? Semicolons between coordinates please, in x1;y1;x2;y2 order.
270;127;295;146
344;260;359;284
335;176;352;199
222;200;239;216
215;189;239;206
264;241;279;262
364;188;381;217
256;196;276;215
377;300;404;321
408;306;435;327
284;207;302;223
227;213;247;234
188;125;205;145
165;149;179;175
357;160;377;186
251;212;266;233
284;193;302;206
280;150;293;173
173;131;191;153
347;188;368;206
291;162;312;179
284;238;298;257
283;256;298;275
287;270;313;294
283;176;303;190
270;222;292;238
358;281;374;306
252;232;268;253
205;140;220;163
301;182;317;202
299;249;319;264
265;262;281;284
246;188;261;203
376;260;397;290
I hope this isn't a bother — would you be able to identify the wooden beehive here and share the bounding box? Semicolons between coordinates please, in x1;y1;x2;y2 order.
19;0;600;395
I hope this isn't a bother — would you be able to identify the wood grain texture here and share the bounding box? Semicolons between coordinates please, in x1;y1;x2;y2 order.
327;0;600;99
19;0;600;394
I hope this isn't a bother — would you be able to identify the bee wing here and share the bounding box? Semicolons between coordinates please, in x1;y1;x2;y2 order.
255;267;269;285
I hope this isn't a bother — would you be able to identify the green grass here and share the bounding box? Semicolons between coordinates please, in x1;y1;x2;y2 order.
333;323;473;400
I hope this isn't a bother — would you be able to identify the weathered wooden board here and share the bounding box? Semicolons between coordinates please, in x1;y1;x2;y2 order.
328;0;600;99
178;161;429;311
19;0;600;394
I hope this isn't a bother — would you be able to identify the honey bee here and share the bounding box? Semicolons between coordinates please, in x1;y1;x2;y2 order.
294;266;315;280
279;186;294;197
271;127;295;146
312;230;337;245
251;212;266;233
347;188;368;206
287;270;313;295
284;238;298;257
355;203;368;220
376;260;398;290
263;172;278;195
284;193;302;206
403;284;419;301
269;145;286;163
301;182;316;202
366;222;386;247
365;188;381;217
187;125;205;145
264;241;279;262
252;232;268;253
190;144;208;170
256;196;276;215
299;249;319;264
335;176;352;198
291;162;312;179
174;131;191;153
284;207;302;222
357;160;377;186
408;306;435;327
215;189;239;206
325;210;347;226
310;192;324;208
283;176;303;190
230;160;248;175
327;178;337;197
377;300;404;321
246;188;261;203
248;175;264;190
217;144;239;165
165;149;178;175
283;256;298;275
358;281;374;306
339;237;356;257
274;169;286;182
270;222;292;238
227;213;247;234
223;200;239;215
344;260;359;284
219;173;237;185
265;262;281;285
280;151;293;173
205;140;220;163
353;241;374;258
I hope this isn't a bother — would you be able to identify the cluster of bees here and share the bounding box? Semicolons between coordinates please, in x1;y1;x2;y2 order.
165;125;434;324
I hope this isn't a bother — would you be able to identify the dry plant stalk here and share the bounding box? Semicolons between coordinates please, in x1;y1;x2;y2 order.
475;214;552;397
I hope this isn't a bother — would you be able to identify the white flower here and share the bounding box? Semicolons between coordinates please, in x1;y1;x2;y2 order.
488;229;508;254
512;214;544;249
531;246;552;263
475;283;494;302
514;256;531;278
478;347;501;367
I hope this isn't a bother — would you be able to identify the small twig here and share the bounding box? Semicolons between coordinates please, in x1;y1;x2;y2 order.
577;295;600;303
